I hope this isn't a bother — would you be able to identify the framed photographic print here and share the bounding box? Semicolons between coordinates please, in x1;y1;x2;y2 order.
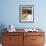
19;5;34;23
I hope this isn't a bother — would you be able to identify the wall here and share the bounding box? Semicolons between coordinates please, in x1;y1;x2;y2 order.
0;0;46;44
0;0;39;29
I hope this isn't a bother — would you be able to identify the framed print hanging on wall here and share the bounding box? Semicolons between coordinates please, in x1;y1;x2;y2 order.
19;5;34;23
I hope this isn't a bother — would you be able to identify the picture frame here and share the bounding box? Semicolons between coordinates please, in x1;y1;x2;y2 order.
19;5;34;23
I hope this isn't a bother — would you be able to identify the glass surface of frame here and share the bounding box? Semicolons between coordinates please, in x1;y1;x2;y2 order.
19;5;34;23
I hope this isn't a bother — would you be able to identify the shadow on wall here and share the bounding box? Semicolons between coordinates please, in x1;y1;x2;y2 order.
0;24;7;43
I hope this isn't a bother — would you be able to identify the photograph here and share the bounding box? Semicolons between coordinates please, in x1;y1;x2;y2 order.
19;5;34;23
0;0;45;46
